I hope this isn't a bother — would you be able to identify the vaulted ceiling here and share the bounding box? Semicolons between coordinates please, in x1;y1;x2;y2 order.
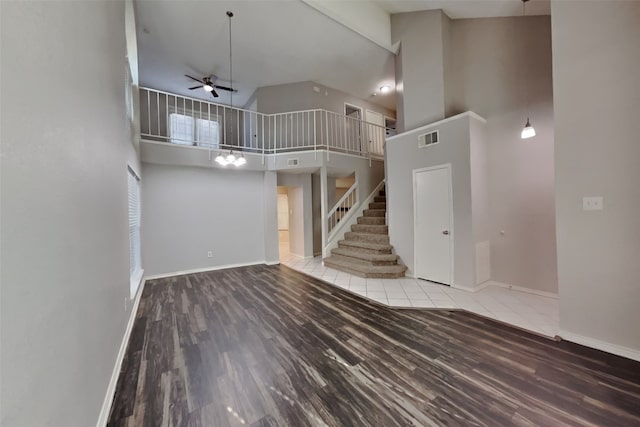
135;0;551;112
135;0;396;110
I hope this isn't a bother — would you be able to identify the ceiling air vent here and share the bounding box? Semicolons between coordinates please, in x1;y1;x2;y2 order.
418;130;439;148
287;158;299;166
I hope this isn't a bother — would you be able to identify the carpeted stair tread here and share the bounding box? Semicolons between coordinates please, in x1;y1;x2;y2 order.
324;256;407;278
357;217;385;225
363;209;386;217
351;224;388;234
331;248;398;265
337;240;393;254
344;231;390;244
325;184;404;277
369;202;386;210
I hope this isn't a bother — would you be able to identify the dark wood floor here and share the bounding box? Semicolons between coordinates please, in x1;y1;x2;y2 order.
108;264;640;427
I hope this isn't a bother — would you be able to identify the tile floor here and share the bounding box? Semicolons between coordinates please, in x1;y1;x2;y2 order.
280;252;559;338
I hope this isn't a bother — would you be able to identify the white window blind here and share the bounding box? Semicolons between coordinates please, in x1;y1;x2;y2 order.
169;113;195;145
128;168;142;296
196;118;220;148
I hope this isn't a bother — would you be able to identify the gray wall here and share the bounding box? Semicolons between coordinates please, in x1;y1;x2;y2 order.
552;1;640;353
263;171;279;264
1;1;140;425
391;10;448;131
386;114;476;287
253;80;396;119
312;174;323;256
142;164;268;276
449;16;557;294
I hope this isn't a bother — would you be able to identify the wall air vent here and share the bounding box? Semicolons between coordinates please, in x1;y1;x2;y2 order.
287;158;299;166
418;130;439;148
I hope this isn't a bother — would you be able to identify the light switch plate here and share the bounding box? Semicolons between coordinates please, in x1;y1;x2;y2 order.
583;196;603;211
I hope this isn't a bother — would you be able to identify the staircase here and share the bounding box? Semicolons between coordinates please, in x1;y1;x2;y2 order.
324;188;407;278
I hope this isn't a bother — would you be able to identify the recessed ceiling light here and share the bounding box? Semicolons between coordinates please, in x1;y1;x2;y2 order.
380;85;391;94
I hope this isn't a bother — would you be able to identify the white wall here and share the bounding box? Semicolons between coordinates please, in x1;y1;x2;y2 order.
386;114;478;287
142;164;268;276
391;10;448;131
552;0;640;356
448;16;557;294
470;117;491;284
301;0;393;51
1;2;139;425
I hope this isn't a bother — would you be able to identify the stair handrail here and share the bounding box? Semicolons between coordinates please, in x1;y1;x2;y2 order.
327;182;359;239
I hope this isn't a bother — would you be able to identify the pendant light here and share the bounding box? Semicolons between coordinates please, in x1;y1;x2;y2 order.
215;11;246;167
520;0;536;139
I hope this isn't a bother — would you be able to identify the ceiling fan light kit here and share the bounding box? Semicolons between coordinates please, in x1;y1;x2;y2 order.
213;11;246;168
215;151;246;167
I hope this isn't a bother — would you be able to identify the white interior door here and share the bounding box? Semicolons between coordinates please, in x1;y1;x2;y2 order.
414;165;453;285
365;110;385;155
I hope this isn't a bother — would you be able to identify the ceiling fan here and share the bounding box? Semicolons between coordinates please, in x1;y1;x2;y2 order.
185;74;236;99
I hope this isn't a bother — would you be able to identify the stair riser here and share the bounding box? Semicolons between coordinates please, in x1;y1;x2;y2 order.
363;209;386;217
323;260;406;279
330;253;398;267
337;242;392;255
369;202;386;210
373;196;386;203
351;224;388;234
344;232;389;244
357;217;385;225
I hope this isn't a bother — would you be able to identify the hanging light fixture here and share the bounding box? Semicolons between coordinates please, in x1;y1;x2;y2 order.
520;0;536;139
214;11;247;167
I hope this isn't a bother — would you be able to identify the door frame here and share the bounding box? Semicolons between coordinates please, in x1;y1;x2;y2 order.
412;163;455;285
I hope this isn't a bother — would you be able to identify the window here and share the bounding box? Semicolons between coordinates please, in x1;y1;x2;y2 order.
169;113;195;145
169;113;220;148
196;118;220;148
128;167;142;297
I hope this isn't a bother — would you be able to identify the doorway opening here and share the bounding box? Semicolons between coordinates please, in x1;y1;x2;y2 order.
345;103;363;153
385;117;397;137
277;187;290;258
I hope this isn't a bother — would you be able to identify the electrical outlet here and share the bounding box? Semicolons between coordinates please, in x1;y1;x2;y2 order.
207;251;213;258
583;196;603;211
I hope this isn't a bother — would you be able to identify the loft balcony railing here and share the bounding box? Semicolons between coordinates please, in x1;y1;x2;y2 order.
139;87;388;159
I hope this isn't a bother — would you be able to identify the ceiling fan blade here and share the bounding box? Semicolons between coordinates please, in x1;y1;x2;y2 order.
214;85;236;92
211;88;219;98
185;74;205;84
188;85;202;90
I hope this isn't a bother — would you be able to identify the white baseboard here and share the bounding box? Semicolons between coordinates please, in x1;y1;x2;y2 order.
143;260;267;280
96;278;146;427
485;280;558;299
559;330;640;362
452;281;491;293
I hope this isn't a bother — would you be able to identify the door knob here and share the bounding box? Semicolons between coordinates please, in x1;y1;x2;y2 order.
442;230;449;235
